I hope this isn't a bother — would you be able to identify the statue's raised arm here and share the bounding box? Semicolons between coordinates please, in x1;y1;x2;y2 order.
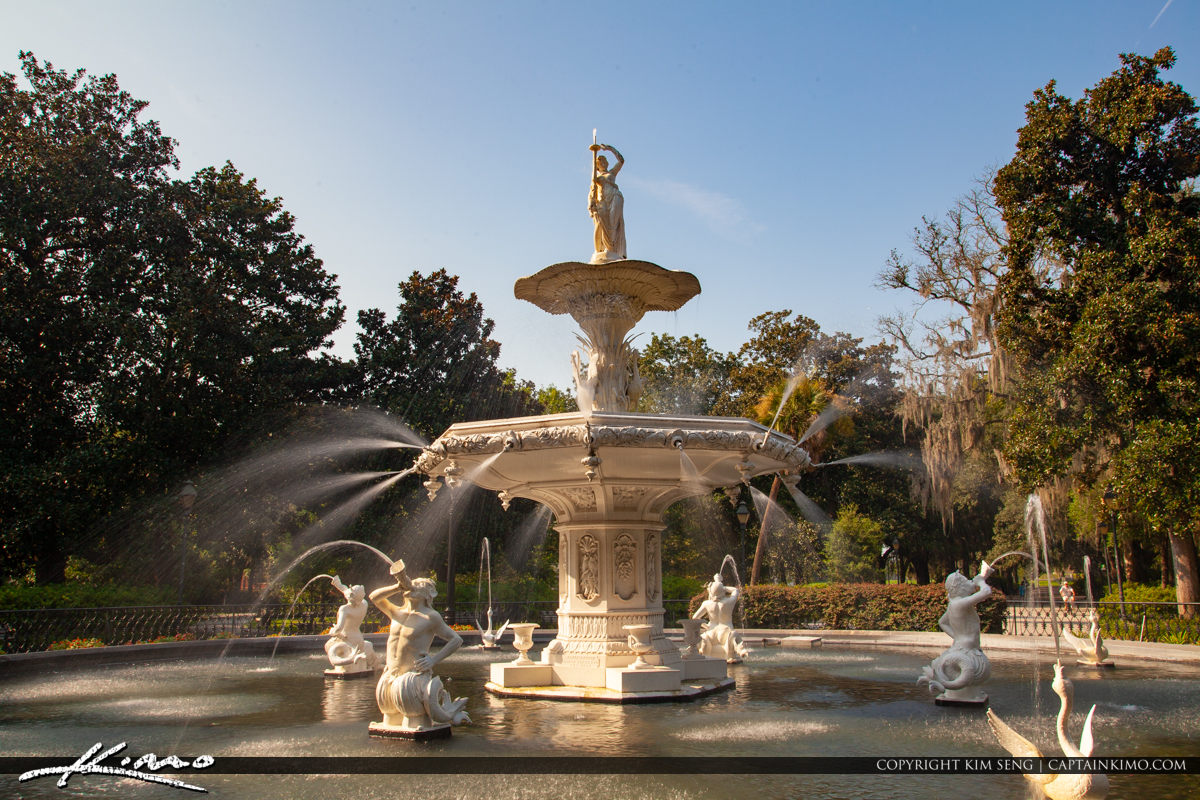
600;144;624;176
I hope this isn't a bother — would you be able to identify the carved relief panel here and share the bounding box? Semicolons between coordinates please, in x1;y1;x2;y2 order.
558;531;567;602
577;534;600;601
562;487;598;513
645;531;660;603
613;532;637;600
612;486;648;512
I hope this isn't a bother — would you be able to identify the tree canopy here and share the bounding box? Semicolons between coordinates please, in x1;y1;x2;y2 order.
0;53;345;581
994;47;1200;604
353;268;541;440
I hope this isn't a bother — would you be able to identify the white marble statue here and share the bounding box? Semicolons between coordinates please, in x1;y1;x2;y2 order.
987;662;1109;799
1061;611;1112;668
692;574;749;663
368;560;469;737
323;575;379;676
588;143;626;263
918;561;994;704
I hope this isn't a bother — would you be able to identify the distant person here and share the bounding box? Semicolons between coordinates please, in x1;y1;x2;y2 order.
1059;579;1076;611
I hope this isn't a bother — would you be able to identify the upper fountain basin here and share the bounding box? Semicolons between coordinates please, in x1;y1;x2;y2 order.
514;260;700;320
414;411;809;523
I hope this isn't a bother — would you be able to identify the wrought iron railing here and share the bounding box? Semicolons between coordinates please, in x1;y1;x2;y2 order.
1004;601;1200;644
0;599;698;654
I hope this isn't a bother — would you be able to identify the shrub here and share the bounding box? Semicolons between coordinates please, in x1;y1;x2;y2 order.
1099;582;1176;604
145;633;197;644
825;507;884;583
0;583;174;610
48;637;106;650
663;574;704;600
690;582;1007;633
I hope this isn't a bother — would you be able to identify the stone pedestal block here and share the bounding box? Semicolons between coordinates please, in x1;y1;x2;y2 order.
604;665;682;693
679;657;729;681
490;662;553;687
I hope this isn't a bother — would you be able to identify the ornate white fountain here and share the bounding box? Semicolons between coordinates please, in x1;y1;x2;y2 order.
413;140;810;700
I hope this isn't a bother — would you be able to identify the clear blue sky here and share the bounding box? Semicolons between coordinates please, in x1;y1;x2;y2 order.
4;1;1197;389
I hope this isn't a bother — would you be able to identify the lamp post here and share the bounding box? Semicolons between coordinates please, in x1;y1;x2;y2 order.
176;481;197;605
443;464;463;625
1101;485;1127;618
736;501;750;571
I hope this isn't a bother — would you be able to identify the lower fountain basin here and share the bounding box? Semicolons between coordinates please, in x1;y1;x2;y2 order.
3;643;1198;799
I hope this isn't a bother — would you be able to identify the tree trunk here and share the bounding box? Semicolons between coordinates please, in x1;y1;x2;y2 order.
1167;530;1200;619
911;556;930;585
1125;537;1149;584
1161;533;1174;587
749;476;780;585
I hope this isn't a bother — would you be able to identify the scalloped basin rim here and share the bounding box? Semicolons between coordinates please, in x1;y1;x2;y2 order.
513;259;701;316
415;411;810;499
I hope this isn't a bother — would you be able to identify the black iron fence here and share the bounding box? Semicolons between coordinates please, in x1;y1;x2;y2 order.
1004;601;1200;644
17;597;1195;654
0;599;697;654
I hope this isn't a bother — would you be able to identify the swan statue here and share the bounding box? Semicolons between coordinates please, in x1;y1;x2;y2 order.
477;607;510;649
986;662;1109;799
1061;611;1112;667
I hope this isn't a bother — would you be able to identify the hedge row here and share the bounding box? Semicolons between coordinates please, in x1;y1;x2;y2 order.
0;583;175;610
691;583;1008;634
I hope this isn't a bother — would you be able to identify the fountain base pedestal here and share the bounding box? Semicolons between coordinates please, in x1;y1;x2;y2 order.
323;667;376;680
934;691;988;708
1076;659;1116;669
368;721;452;740
484;676;733;703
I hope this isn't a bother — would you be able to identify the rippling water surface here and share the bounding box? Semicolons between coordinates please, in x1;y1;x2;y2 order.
3;644;1197;799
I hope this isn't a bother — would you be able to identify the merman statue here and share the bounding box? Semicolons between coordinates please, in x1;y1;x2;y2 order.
323;575;379;677
367;559;469;739
692;573;749;664
919;561;994;705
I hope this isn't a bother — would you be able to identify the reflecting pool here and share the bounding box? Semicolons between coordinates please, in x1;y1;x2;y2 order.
3;644;1197;799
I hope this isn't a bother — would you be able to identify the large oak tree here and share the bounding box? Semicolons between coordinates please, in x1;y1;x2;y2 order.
994;47;1200;609
0;53;346;582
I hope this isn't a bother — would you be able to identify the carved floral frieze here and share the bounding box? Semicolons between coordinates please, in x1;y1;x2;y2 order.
562;487;598;512
646;532;660;603
612;486;648;511
577;534;600;601
613;533;637;600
